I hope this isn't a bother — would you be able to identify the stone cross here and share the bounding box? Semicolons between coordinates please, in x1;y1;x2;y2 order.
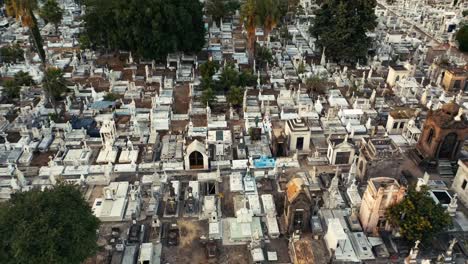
406;240;421;262
414;240;420;249
446;238;457;258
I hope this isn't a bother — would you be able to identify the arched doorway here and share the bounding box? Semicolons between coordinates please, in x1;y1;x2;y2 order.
438;133;457;160
189;151;204;169
277;143;285;157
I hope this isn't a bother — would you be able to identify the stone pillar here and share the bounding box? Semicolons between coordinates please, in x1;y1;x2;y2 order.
405;240;420;264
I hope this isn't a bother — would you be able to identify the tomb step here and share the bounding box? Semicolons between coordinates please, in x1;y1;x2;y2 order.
438;161;455;177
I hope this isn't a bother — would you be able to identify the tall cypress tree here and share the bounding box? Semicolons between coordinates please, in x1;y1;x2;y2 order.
310;0;377;63
456;25;468;52
83;0;205;59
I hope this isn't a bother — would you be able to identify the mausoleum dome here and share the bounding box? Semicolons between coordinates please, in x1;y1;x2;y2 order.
441;102;460;117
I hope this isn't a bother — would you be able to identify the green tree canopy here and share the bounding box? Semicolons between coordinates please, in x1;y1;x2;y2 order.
217;64;240;91
198;61;256;107
305;76;327;94
0;184;100;264
456;25;468;52
103;92;120;101
206;0;240;26
386;187;452;242
201;87;216;107
200;60;220;80
1;71;34;102
78;35;91;50
255;44;273;70
43;67;68;114
3;79;21;101
83;0;205;59
14;71;35;86
214;64;258;91
310;0;377;63
238;70;257;87
227;86;244;107
0;44;24;63
43;67;67;99
39;0;63;33
199;60;219;92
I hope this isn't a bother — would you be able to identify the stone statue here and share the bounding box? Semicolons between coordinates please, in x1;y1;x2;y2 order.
166;184;177;215
450;194;458;207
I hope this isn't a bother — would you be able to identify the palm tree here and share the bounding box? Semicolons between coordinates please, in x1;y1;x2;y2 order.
3;80;21;102
5;0;46;63
255;43;273;70
257;0;280;44
14;70;35;86
43;67;68;114
241;0;258;64
40;0;63;34
227;86;244;108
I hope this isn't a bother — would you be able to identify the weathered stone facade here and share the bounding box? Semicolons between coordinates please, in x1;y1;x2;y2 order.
283;178;312;234
416;102;468;161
